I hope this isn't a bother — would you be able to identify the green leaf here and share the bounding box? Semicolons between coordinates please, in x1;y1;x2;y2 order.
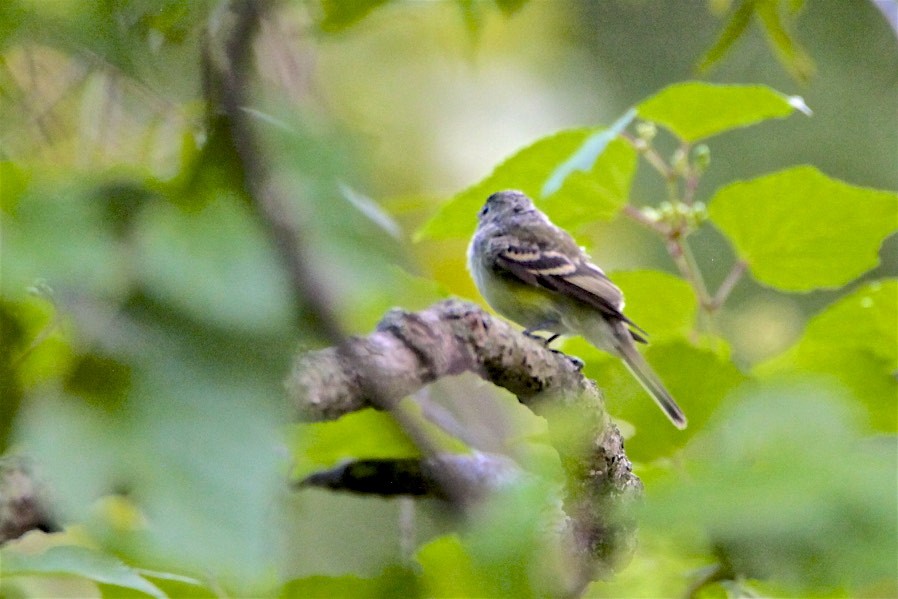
416;128;636;241
344;265;449;333
494;0;528;16
133;197;293;334
0;160;31;212
281;568;417;598
1;179;130;301
636;82;807;142
417;481;565;597
289;403;468;480
0;545;166;599
708;166;898;291
697;1;814;82
290;409;420;480
697;0;755;74
542;109;635;197
571;339;747;461
611;270;697;341
646;381;898;594
757;280;898;431
318;0;392;32
755;0;815;82
416;534;484;598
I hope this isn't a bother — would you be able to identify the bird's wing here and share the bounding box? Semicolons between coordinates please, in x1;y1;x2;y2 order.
493;240;647;341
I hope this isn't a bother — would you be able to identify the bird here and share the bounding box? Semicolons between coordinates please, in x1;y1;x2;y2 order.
467;189;687;429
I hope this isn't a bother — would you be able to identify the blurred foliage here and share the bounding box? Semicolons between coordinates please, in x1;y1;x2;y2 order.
417;127;637;241
1;1;897;598
700;0;816;82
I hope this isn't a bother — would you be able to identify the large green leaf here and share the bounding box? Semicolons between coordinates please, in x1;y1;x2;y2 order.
416;128;636;241
571;338;747;462
542;109;635;198
1;178;130;301
611;270;697;341
289;409;420;480
636;81;806;142
416;534;485;598
318;0;393;32
133;197;293;334
708;166;898;291
288;404;468;480
0;545;166;599
646;381;898;595
757;280;897;431
280;568;417;598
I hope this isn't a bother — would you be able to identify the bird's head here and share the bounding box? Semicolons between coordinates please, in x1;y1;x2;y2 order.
476;190;537;224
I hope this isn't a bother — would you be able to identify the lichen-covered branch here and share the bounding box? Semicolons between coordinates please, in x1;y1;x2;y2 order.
287;299;643;584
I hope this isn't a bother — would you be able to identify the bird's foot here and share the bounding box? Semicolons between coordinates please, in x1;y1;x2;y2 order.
523;330;561;347
550;349;584;370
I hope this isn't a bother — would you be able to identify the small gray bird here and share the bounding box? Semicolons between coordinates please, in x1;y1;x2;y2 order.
467;189;687;429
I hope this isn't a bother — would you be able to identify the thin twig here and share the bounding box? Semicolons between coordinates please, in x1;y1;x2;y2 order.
620;132;674;180
667;235;713;311
211;0;469;508
622;203;669;235
213;0;343;344
710;260;748;311
683;166;700;206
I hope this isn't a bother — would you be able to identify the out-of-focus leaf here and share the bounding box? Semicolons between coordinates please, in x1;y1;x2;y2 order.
338;183;402;240
1;179;130;301
289;403;469;480
16;306;288;592
697;0;755;74
133;197;293;334
417;478;567;597
758;280;898;431
0;161;31;212
0;301;27;449
571;339;747;461
698;1;814;82
708;166;898;291
416;534;485;598
584;533;709;598
636;82;807;142
542;109;635;197
462;479;569;597
417;129;636;241
494;0;528;16
289;409;421;480
646;381;898;594
611;270;697;341
134;573;216;599
317;0;393;33
0;545;166;599
344;266;449;333
281;568;417;598
755;0;815;82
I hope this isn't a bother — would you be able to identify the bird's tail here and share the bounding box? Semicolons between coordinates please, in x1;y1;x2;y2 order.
615;339;687;430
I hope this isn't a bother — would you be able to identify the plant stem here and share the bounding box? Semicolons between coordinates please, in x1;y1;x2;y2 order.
621;132;674;180
622;203;669;235
683;166;700;206
666;234;713;311
710;259;748;310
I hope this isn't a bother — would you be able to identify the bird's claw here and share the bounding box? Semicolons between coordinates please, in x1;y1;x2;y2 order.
549;349;584;370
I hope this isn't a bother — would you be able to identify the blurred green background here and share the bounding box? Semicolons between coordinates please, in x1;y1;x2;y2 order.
1;1;896;597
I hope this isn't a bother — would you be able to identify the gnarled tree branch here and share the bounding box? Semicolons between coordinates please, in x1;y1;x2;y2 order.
287;299;643;585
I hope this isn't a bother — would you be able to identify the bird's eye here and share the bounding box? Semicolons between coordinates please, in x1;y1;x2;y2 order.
479;205;490;217
512;205;524;214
